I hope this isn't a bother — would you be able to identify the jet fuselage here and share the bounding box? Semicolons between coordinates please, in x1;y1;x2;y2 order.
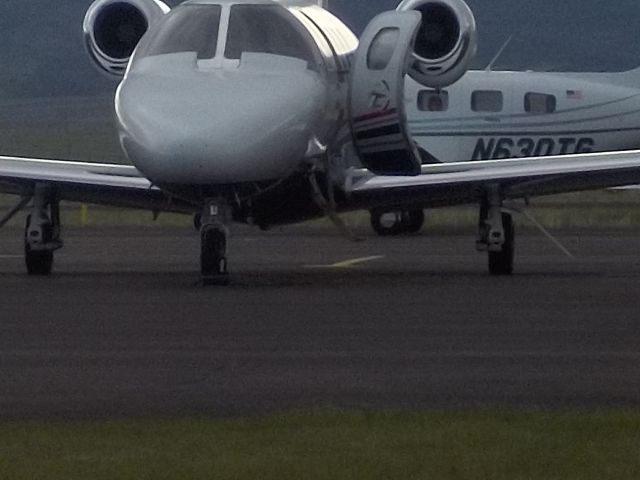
115;0;357;204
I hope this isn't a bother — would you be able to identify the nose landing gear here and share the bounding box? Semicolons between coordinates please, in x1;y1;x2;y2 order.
199;199;230;286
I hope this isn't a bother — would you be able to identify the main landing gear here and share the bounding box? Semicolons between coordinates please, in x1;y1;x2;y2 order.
199;199;230;286
476;188;514;276
24;184;63;275
370;208;424;236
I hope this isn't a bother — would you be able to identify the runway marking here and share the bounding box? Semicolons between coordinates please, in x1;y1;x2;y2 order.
304;255;384;269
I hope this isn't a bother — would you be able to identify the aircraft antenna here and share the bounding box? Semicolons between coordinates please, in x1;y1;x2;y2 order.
486;35;513;72
505;204;575;259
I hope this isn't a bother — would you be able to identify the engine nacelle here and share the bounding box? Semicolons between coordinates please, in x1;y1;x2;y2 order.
83;0;170;76
397;0;476;88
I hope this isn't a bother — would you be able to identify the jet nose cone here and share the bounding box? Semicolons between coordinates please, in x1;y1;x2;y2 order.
117;61;327;185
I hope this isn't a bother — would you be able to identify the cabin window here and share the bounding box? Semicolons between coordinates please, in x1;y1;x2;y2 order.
225;5;318;69
525;92;556;113
417;90;449;112
471;90;503;112
136;5;221;60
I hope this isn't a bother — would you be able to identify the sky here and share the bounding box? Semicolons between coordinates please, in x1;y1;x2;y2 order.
1;0;640;99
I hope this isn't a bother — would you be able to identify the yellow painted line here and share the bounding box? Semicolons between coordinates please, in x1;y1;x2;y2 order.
80;204;89;226
304;255;384;269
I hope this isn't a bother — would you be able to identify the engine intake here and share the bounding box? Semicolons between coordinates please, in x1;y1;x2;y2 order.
397;0;476;88
83;0;170;76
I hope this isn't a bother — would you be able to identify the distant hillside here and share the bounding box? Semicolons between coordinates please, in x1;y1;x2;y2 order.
2;0;640;99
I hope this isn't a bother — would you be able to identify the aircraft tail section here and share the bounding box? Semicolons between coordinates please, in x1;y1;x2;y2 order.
615;64;640;88
574;64;640;89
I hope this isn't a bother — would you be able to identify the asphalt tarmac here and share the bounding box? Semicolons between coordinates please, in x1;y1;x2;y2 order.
1;225;640;420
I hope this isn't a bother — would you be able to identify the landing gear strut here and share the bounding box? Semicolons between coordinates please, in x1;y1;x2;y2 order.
476;187;514;275
199;199;230;286
25;184;63;275
370;208;424;236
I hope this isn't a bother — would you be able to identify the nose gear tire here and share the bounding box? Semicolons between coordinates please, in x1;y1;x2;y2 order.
200;227;229;286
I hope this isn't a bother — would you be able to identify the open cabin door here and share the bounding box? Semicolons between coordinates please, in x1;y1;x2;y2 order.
349;11;422;176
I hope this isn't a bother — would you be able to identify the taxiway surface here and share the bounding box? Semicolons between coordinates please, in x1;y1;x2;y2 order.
0;226;639;420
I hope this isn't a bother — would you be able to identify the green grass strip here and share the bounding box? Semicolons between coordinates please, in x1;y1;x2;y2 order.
3;190;640;229
0;410;639;479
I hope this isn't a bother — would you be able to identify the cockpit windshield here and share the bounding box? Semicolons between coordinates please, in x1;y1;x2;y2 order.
225;5;318;69
135;4;221;60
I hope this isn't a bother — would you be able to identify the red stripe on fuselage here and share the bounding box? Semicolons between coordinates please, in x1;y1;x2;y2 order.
353;108;398;124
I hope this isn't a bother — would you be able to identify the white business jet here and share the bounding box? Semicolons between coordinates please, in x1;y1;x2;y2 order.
371;59;640;235
2;0;640;283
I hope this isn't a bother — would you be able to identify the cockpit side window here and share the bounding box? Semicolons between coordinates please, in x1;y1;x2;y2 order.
136;5;221;60
225;5;318;69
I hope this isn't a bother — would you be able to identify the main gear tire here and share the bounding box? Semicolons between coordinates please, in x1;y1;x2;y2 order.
24;215;54;276
488;213;514;276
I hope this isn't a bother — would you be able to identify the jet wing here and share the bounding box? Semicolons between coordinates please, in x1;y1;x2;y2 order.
0;156;189;212
347;149;640;209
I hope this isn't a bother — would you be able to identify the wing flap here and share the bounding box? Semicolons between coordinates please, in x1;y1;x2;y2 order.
0;156;150;188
